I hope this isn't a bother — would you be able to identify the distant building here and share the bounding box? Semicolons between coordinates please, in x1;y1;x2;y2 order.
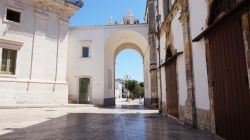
115;79;123;98
121;9;140;24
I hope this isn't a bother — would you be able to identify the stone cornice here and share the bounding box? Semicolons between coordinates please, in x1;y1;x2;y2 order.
59;18;69;26
0;39;23;47
34;11;49;20
70;23;149;30
31;0;80;19
0;39;23;50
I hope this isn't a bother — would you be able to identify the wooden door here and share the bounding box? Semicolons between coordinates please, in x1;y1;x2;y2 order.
79;78;91;104
165;58;178;118
206;17;250;140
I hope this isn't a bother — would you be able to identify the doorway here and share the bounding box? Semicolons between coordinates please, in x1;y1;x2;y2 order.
79;78;91;104
205;16;250;140
165;57;178;118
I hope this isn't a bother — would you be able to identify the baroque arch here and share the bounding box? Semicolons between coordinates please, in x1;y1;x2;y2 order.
103;30;149;106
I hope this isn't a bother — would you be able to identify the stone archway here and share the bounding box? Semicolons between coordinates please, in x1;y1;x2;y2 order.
104;30;150;106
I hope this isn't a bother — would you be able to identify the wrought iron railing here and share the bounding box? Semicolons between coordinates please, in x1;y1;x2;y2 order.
65;0;83;8
208;0;243;25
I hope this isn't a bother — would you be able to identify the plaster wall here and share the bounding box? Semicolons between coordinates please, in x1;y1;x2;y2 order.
171;12;187;106
0;1;69;104
160;32;166;102
68;24;149;106
189;0;210;110
68;27;105;105
158;0;165;22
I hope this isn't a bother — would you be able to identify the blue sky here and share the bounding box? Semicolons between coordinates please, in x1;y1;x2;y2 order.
70;0;146;82
115;49;143;82
70;0;146;26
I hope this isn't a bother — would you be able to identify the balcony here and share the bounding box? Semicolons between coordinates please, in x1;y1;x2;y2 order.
208;0;244;25
66;0;84;8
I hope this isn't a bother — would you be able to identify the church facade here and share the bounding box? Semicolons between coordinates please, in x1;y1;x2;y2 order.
147;0;250;139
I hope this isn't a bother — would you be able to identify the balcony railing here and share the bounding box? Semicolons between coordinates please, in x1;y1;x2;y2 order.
65;0;84;8
208;0;243;25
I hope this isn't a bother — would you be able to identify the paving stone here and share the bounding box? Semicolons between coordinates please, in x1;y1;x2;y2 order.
0;105;219;140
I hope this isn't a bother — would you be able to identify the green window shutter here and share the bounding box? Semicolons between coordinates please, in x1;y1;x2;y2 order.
9;50;17;74
1;49;8;72
1;49;17;74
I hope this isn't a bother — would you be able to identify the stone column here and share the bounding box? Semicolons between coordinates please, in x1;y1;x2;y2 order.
146;0;159;108
179;1;197;128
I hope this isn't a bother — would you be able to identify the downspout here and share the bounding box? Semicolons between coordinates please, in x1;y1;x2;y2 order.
53;19;61;92
27;13;37;91
156;0;163;113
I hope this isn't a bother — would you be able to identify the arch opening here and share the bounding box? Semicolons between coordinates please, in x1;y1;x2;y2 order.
114;44;145;106
104;29;149;107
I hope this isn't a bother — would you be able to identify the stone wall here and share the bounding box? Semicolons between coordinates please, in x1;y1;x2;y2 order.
242;12;250;88
147;0;159;108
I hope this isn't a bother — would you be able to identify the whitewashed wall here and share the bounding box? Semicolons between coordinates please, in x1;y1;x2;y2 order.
68;24;149;106
68;27;105;105
171;12;188;106
160;32;166;103
189;0;210;110
0;1;69;104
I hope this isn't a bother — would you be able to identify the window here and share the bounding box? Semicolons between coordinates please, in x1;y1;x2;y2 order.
80;41;91;58
1;49;17;74
6;8;21;23
82;47;89;58
163;0;171;18
165;47;173;60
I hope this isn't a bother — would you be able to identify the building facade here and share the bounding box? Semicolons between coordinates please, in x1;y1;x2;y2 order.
67;23;151;106
115;79;123;99
0;0;82;104
146;0;250;139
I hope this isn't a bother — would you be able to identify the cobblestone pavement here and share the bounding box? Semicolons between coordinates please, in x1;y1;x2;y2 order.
0;102;219;140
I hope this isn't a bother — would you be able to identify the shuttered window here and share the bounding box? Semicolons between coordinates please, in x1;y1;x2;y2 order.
1;48;17;74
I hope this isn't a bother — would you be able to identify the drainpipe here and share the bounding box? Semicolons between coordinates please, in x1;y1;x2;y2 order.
27;13;37;91
53;19;61;92
156;0;163;113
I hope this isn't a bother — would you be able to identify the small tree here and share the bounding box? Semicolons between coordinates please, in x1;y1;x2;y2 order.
137;82;144;98
125;80;144;99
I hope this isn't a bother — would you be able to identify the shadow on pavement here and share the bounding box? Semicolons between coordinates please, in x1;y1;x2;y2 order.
0;111;219;140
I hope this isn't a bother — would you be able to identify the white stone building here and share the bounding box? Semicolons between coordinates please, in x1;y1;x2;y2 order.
146;0;250;139
67;17;151;106
115;79;123;99
0;0;82;104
